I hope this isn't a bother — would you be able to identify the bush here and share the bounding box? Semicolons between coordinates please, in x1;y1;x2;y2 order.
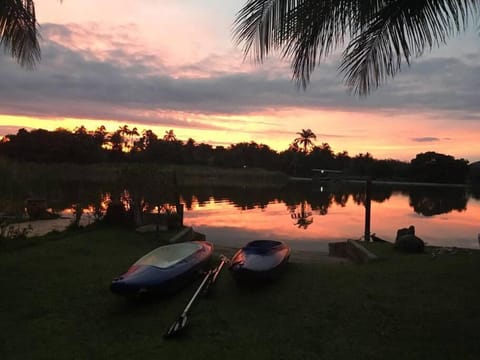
103;202;134;228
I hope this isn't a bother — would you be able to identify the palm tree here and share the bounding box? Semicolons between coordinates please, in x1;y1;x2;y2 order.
1;0;40;67
109;129;123;152
137;129;158;150
294;128;316;153
93;125;108;147
233;1;479;95
118;125;139;151
128;127;139;150
163;129;177;142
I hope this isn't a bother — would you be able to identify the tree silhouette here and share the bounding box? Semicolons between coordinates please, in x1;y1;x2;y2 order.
135;129;158;152
0;124;472;185
163;129;177;142
74;126;87;135
118;125;139;151
290;201;314;229
294;129;316;153
410;151;469;184
409;187;468;216
233;0;479;95
93;125;108;147
109;130;124;153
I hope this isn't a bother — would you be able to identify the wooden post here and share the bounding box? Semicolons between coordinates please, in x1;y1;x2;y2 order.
364;178;372;242
176;203;184;227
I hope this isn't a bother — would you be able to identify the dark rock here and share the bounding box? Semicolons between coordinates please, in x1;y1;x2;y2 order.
395;225;425;253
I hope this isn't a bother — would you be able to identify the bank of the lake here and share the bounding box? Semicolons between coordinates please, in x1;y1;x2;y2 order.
0;160;288;190
1;226;479;359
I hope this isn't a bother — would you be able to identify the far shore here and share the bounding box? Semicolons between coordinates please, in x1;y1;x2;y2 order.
289;176;471;188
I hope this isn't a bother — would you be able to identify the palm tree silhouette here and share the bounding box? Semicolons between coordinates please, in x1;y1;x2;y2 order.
1;0;40;67
119;125;139;151
233;1;479;95
294;129;316;153
291;201;314;229
163;129;177;142
138;129;158;150
109;130;123;152
93;125;108;147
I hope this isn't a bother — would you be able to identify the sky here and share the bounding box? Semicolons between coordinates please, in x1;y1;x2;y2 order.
1;0;480;162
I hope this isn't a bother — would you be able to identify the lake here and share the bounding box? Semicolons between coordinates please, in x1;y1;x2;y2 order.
3;181;480;251
180;182;480;251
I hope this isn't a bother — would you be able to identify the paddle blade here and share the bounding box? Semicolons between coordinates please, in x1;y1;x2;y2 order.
164;314;188;338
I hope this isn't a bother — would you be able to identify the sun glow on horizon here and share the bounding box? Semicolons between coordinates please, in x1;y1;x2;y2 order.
2;0;480;167
1;107;480;162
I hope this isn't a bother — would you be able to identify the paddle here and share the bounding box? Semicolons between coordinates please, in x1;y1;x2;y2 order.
164;256;229;338
203;255;229;295
164;268;213;338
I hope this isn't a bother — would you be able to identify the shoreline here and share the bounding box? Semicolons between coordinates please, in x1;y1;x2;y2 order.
212;243;350;264
289;177;471;188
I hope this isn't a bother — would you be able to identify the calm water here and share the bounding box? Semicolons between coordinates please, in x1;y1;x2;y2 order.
3;182;480;251
181;184;480;251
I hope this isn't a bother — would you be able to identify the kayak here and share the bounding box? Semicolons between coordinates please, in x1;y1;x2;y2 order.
110;241;213;297
229;240;290;281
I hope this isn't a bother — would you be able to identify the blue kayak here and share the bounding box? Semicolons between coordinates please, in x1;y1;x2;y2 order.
110;241;213;297
229;240;290;281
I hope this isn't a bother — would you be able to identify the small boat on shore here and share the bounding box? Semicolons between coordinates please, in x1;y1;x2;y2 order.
229;240;290;281
110;241;213;297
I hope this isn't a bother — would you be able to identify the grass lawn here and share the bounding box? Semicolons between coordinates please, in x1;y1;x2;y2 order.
1;228;479;359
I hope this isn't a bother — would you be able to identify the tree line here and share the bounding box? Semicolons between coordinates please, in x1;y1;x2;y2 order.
0;125;473;184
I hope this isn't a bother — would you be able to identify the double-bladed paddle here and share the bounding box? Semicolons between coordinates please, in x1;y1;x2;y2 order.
164;255;228;338
203;255;228;295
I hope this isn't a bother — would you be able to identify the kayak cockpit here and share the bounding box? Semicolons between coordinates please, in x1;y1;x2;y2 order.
133;241;205;269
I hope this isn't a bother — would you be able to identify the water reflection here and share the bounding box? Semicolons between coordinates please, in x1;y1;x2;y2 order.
290;201;314;229
408;187;468;216
180;186;480;251
1;182;479;249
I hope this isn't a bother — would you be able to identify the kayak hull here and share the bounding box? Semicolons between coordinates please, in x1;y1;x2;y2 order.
229;240;290;281
110;241;213;297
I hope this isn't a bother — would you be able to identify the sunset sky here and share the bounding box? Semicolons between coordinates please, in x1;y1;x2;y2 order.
1;0;479;162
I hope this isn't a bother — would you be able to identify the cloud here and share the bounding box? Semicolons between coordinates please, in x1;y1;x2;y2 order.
411;137;441;142
1;23;480;130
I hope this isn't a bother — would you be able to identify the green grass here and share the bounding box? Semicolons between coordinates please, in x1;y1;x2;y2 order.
1;229;479;360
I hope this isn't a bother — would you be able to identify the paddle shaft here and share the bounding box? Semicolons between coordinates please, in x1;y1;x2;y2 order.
182;269;212;315
164;269;212;338
203;255;228;295
211;257;226;284
165;256;229;338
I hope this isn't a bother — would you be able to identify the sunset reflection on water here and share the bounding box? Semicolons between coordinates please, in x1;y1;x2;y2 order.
11;183;479;251
182;193;480;251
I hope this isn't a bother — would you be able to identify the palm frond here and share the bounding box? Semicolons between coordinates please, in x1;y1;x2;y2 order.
285;0;354;88
233;0;480;96
233;0;299;62
341;0;480;95
0;0;41;68
233;0;353;86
